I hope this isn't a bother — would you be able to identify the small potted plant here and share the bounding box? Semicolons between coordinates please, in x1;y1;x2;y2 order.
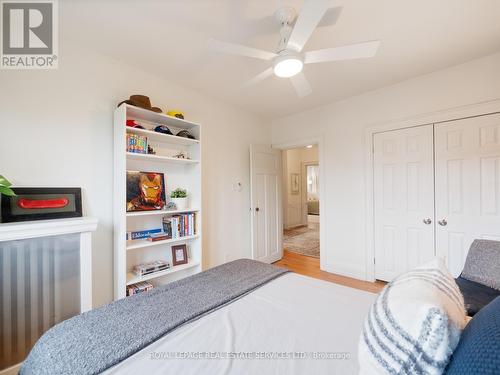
170;188;188;210
0;175;15;197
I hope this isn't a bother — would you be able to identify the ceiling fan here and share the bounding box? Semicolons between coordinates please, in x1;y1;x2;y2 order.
207;0;380;97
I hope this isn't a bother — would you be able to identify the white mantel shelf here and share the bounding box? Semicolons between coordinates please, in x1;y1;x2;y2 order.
0;217;98;242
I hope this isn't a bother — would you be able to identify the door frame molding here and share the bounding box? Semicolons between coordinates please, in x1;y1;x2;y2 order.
273;136;326;270
301;161;319;225
365;99;500;281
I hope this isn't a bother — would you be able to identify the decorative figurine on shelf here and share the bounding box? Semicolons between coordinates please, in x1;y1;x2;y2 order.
147;145;156;155
165;201;177;211
126;171;166;212
173;151;187;159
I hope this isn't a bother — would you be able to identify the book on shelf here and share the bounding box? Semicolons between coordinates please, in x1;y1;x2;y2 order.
127;228;163;241
127;281;153;296
162;218;173;239
162;213;196;239
126;133;148;154
147;232;171;242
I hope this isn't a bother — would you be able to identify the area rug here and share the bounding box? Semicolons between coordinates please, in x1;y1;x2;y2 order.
283;223;320;258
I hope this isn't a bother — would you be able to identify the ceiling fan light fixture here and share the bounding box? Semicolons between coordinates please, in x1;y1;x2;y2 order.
209;4;381;97
273;55;303;78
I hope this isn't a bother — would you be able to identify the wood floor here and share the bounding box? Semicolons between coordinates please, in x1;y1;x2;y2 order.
274;250;386;294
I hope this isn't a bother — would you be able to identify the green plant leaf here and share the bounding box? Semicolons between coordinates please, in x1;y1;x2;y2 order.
171;188;187;198
0;175;12;188
0;186;16;196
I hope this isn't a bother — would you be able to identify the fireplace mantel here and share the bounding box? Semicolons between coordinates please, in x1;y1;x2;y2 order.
0;217;98;242
0;216;97;312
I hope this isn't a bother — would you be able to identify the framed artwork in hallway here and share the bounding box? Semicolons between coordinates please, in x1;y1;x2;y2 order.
290;173;300;195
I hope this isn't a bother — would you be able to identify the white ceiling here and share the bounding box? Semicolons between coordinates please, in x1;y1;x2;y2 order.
63;0;500;119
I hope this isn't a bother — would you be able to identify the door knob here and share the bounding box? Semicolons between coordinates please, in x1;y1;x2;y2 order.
423;218;432;225
438;219;447;226
255;207;260;212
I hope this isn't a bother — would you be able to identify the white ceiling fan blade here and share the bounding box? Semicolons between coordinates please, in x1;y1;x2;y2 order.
241;67;274;88
317;6;343;28
286;0;329;52
304;40;381;64
207;38;276;61
290;72;312;97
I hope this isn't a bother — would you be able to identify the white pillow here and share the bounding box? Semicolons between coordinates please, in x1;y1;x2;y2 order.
358;258;467;375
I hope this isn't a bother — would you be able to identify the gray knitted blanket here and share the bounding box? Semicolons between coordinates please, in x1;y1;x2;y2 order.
21;259;289;375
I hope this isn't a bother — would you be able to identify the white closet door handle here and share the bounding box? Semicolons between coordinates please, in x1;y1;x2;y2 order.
423;218;432;225
438;219;448;226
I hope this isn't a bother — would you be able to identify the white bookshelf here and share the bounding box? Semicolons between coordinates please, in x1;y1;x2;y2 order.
114;104;202;299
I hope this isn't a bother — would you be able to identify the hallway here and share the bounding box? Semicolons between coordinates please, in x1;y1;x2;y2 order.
283;223;320;258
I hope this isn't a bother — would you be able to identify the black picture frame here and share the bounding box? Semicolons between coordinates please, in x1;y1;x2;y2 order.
1;187;82;223
171;244;188;266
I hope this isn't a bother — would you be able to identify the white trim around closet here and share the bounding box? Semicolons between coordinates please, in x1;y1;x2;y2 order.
364;98;500;282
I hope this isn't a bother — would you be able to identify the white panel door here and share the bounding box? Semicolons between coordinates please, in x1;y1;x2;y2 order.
435;113;500;276
250;145;283;263
374;125;435;281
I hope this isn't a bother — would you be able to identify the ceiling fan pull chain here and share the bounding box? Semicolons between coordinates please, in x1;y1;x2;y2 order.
274;6;296;53
278;24;293;53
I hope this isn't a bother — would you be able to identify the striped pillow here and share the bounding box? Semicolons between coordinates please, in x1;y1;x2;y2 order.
359;258;467;375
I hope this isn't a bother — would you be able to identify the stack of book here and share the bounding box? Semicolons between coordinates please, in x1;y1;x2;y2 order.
133;260;170;277
162;213;196;239
126;133;148;154
127;281;153;296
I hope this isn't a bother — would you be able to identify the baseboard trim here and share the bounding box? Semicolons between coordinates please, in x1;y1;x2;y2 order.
284;224;306;230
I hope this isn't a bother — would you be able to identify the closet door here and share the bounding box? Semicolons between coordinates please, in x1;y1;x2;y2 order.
374;125;435;281
435;113;500;276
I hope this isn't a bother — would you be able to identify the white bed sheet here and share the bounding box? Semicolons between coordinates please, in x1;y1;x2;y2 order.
104;273;376;375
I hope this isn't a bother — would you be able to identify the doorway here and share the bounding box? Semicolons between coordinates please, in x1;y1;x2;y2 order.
282;145;320;259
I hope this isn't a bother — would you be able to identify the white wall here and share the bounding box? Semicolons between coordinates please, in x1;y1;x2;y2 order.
0;44;271;307
283;146;318;228
272;52;500;280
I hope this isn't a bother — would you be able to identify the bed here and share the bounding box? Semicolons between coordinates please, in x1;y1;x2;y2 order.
21;260;376;375
105;273;375;375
